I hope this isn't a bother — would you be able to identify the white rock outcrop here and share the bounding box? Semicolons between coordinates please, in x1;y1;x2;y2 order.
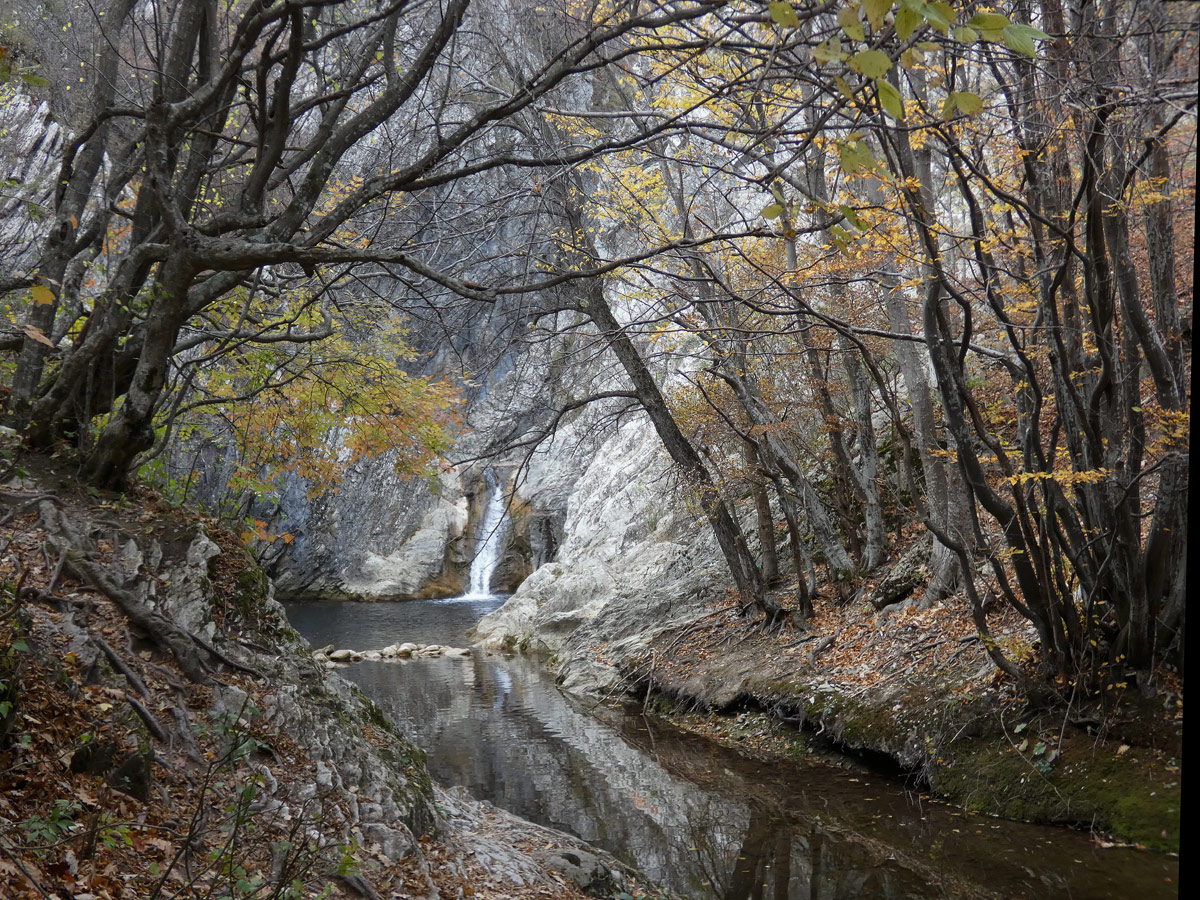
342;491;469;596
473;417;729;694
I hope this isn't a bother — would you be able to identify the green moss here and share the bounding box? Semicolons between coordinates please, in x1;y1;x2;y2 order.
933;732;1181;852
358;692;395;733
235;565;270;613
741;675;1180;852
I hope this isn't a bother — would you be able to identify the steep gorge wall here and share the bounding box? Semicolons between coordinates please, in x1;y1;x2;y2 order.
264;324;606;600
474;416;729;695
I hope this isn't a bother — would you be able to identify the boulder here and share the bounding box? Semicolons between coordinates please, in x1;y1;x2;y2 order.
328;649;354;661
869;535;933;610
534;849;618;896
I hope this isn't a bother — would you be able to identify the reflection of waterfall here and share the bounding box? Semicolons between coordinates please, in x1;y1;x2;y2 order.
467;469;507;597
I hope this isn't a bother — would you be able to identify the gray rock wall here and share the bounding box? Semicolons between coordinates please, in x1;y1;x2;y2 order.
265;317;611;601
474;416;730;695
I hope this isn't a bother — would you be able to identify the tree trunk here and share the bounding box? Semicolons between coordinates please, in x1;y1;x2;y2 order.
839;335;887;571
722;370;855;588
745;440;780;587
885;284;968;604
84;256;193;487
583;288;772;616
5;0;138;425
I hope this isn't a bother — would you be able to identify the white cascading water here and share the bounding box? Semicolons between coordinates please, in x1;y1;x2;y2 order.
465;469;507;597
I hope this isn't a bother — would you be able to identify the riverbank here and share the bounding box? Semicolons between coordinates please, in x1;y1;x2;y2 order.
0;463;662;899
606;592;1183;853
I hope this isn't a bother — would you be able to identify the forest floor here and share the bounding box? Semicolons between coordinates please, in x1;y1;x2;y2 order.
615;561;1183;853
0;457;653;900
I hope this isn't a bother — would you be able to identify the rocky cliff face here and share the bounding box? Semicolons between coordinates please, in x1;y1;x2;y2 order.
0;93;59;277
473;416;729;695
267;462;473;599
264;315;617;602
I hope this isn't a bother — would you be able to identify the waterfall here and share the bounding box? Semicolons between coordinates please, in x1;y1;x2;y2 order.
466;469;508;597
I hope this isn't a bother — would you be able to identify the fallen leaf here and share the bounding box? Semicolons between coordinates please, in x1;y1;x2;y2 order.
22;324;55;347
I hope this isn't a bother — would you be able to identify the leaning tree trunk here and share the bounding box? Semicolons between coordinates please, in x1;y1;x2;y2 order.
583;288;773;616
84;255;194;487
744;439;780;587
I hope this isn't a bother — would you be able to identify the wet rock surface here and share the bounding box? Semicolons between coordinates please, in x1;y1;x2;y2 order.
314;642;473;664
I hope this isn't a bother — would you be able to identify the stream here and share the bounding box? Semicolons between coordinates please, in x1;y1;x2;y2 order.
285;595;1178;900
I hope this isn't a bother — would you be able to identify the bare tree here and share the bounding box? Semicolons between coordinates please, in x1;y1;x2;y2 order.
1;0;731;485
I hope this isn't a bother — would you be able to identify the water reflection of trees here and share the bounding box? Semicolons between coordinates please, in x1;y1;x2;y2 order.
328;644;1173;900
618;716;993;900
678;795;904;900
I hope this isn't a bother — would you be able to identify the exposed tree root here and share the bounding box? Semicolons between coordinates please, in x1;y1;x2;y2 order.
91;632;152;699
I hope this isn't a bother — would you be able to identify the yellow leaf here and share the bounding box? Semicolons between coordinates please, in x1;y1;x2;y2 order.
767;1;801;27
31;284;55;305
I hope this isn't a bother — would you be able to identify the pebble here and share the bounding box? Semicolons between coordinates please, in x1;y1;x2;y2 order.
316;642;471;662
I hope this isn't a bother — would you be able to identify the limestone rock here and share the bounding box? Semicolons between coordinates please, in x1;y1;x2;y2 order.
474;419;727;695
264;464;470;599
870;535;933;610
186;531;222;571
534;848;618;896
116;539;144;586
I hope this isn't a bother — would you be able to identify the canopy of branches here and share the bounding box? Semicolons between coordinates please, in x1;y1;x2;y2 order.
0;0;1193;697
